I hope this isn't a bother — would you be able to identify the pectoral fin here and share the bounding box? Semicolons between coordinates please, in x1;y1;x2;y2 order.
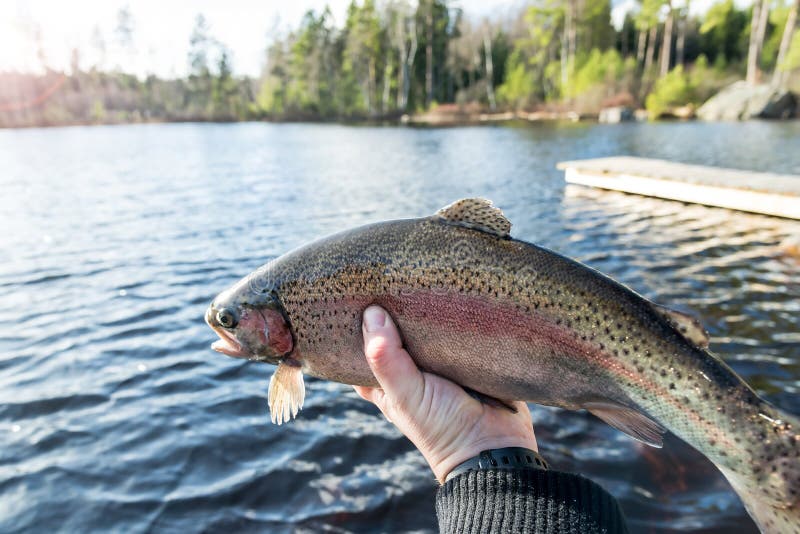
464;387;518;413
584;401;665;448
268;362;305;425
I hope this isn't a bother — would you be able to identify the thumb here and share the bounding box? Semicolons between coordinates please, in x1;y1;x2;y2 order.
362;306;423;401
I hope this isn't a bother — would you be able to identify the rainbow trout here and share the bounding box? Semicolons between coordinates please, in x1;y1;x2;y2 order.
206;199;799;532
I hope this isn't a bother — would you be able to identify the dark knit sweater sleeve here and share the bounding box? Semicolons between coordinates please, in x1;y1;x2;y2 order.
435;469;629;534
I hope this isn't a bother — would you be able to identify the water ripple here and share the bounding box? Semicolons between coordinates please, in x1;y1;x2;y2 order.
1;122;799;533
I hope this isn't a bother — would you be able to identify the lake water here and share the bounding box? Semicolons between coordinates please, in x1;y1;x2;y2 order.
1;121;799;533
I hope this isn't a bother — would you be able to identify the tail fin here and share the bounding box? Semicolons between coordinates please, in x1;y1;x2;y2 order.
742;501;800;534
720;409;800;534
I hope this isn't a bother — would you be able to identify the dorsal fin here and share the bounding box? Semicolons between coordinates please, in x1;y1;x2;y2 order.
435;198;511;237
651;303;709;349
584;401;665;448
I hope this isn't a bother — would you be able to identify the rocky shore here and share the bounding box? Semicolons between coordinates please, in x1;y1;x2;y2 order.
402;82;798;125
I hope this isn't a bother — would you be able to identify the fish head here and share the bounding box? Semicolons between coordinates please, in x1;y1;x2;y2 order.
205;274;293;365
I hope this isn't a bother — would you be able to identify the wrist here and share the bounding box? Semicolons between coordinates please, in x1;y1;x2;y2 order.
431;437;539;484
444;447;549;483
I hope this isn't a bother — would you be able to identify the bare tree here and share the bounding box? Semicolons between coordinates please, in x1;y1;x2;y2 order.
645;25;658;71
747;0;770;84
675;0;689;67
382;62;392;112
483;22;496;110
445;17;472;95
773;0;799;88
659;1;674;76
425;0;434;107
114;5;136;72
638;0;661;71
70;48;81;75
390;1;418;111
636;29;647;62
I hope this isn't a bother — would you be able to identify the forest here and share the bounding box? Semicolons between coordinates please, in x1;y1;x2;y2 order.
1;0;799;127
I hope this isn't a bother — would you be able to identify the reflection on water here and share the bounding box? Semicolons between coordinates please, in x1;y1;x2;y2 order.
0;121;798;533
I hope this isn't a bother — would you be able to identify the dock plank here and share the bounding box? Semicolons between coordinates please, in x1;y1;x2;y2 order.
556;157;800;219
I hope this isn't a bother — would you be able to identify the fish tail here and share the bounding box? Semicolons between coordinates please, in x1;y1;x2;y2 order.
720;408;800;533
742;502;800;534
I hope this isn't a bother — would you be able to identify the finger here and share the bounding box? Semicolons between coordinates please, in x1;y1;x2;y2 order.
353;385;382;403
361;306;423;401
352;386;392;422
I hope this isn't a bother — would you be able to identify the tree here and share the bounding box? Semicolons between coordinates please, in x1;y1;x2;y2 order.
638;0;662;71
274;8;339;116
497;49;535;108
747;0;771;84
484;22;496;110
774;0;799;87
520;0;567;100
114;6;135;72
675;0;690;67
70;48;81;76
343;0;382;114
188;14;212;78
562;0;577;88
257;39;290;115
779;29;800;75
388;1;418;111
187;14;216;116
660;0;675;77
212;46;237;118
699;0;747;64
4;0;789;127
424;0;434;106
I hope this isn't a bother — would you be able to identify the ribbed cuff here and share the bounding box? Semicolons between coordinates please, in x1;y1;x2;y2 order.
435;468;628;534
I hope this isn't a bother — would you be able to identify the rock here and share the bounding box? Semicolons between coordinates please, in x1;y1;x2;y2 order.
760;91;797;119
671;105;696;119
599;106;634;123
697;81;797;121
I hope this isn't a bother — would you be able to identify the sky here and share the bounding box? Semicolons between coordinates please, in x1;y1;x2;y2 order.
1;0;723;79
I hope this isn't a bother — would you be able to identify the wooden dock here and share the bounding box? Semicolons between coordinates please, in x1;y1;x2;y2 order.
556;156;800;220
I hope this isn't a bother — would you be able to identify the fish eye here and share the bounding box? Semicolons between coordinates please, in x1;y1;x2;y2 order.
217;308;238;329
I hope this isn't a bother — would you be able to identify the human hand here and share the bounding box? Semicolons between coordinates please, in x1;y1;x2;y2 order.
353;305;538;484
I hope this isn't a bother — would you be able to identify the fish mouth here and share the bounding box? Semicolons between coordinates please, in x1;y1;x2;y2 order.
210;328;248;358
206;309;248;359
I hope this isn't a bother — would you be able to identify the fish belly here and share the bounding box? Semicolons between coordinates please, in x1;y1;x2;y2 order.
292;288;631;410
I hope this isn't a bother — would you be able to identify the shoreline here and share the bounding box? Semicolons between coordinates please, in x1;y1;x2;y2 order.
2;110;798;130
